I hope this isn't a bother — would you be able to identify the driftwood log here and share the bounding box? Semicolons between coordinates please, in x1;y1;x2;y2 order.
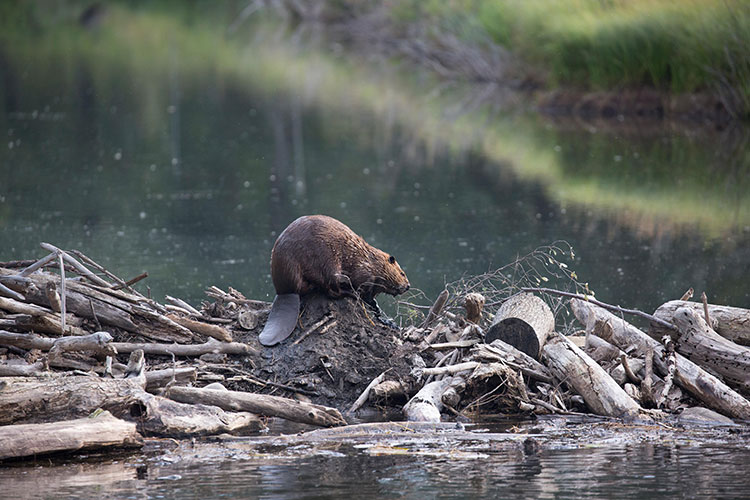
485;292;553;360
0;411;142;461
669;307;750;395
163;386;346;427
542;333;641;418
572;298;750;419
0;268;197;343
403;378;453;422
0;376;148;425
651;300;750;346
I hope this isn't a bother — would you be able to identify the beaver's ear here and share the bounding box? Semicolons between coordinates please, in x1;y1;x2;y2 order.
389;255;396;264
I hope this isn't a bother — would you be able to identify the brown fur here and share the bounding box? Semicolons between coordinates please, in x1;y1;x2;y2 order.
271;215;409;302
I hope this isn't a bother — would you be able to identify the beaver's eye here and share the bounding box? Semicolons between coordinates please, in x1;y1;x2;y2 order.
389;255;396;264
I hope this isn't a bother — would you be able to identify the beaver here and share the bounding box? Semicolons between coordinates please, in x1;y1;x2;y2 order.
259;215;410;346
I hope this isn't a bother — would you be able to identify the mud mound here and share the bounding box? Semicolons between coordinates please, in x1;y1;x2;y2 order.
235;293;422;410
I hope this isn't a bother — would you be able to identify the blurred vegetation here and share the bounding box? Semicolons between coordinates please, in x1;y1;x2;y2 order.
384;0;750;118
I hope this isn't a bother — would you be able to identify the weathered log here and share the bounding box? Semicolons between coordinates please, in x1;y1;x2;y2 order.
144;367;198;391
485;292;554;360
473;339;554;383
371;380;407;402
0;330;114;358
347;371;388;414
166;314;232;342
0;411;142;460
0;268;196;343
138;394;262;437
542;333;641;418
651;300;750;346
403;378;453;422
112;338;255;357
163;386;346;427
0;360;48;377
572;298;750;419
0;376;147;425
669;307;750;394
0;296;85;335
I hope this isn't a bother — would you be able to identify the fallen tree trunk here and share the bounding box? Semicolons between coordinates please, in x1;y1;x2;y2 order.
485;292;553;360
0;376;147;425
0;411;142;461
542;333;641;418
669;307;750;395
651;300;750;346
0;296;85;336
163;386;346;427
572;298;750;419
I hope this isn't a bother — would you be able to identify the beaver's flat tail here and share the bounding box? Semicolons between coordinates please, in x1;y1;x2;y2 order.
259;293;300;346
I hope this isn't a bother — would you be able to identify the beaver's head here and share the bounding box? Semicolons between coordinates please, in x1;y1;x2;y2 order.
381;254;410;295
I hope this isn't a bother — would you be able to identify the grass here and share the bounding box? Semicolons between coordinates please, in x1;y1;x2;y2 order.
387;0;750;117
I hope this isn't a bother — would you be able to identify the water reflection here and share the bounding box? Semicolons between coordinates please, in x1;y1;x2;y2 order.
0;2;748;314
2;438;750;499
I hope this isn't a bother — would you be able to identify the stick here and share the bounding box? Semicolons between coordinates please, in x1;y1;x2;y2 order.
58;252;67;335
41;243;112;287
421;361;479;377
701;291;711;326
680;287;694;301
19;252;57;277
69;249;142;295
165;295;202;316
429;339;480;349
420;289;449;328
347;370;389;414
522;287;678;331
293;316;334;345
642;346;655;408
658;335;676;407
620;354;641;384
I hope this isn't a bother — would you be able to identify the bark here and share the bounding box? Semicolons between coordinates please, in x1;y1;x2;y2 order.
163;386;346;427
0;411;142;461
542;333;641;418
0;268;197;343
486;292;554;360
572;298;750;419
669;307;750;395
651;300;750;346
0;296;86;336
111;338;255;357
0;376;147;425
138;394;262;437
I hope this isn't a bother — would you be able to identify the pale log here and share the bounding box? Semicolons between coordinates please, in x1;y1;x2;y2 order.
485;292;554;360
651;300;750;346
572;298;750;419
403;378;453;422
144;367;198;390
0;411;142;460
138;394;262;437
112;338;255;357
473;339;554;383
542;333;641;418
0;296;85;335
670;307;750;394
164;386;346;427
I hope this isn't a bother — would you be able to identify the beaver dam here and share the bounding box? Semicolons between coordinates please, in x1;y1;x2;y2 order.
1;243;749;461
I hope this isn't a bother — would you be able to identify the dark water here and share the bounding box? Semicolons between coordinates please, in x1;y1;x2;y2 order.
2;422;750;500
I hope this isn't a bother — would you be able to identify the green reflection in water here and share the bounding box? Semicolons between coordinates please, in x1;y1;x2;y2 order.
0;3;748;311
